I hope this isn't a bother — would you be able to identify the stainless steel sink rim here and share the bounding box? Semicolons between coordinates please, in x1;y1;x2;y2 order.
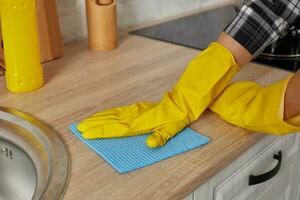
0;107;70;200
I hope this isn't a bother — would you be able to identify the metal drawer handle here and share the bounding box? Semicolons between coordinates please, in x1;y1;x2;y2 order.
249;150;282;186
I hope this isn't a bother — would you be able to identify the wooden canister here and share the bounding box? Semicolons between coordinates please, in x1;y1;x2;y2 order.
86;0;118;51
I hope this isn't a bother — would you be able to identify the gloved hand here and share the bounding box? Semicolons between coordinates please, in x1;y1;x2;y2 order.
209;75;300;135
77;42;240;148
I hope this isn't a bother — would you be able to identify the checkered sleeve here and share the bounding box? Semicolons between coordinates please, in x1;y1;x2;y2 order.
224;0;300;57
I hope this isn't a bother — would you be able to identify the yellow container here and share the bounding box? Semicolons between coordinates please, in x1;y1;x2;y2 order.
0;0;44;93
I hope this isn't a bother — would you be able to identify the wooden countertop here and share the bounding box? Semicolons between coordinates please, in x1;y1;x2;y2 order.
0;36;290;199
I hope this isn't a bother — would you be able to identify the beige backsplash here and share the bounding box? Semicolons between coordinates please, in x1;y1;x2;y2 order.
56;0;237;43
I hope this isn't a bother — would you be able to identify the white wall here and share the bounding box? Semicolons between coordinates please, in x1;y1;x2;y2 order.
56;0;236;43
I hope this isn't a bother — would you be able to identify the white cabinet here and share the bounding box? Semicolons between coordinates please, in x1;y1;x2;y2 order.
183;133;300;200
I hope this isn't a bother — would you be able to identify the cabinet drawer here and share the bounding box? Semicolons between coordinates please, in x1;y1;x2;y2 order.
214;134;299;200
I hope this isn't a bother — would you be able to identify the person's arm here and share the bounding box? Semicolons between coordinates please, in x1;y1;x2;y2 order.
217;32;252;66
209;0;300;135
223;0;300;58
217;0;300;120
285;70;300;119
218;0;300;65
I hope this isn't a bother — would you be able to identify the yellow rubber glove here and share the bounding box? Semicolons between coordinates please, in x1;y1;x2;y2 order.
209;76;300;135
77;42;240;148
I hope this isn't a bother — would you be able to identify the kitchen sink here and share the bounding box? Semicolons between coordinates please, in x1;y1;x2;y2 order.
0;107;70;200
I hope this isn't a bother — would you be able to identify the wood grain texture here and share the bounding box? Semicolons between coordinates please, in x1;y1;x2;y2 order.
0;35;290;200
36;0;63;62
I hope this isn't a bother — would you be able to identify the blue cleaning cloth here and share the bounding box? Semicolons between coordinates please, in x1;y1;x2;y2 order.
70;124;210;174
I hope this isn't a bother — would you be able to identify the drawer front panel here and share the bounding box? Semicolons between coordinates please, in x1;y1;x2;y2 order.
214;134;299;200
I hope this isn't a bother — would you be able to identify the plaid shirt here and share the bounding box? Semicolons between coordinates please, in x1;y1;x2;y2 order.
225;0;300;57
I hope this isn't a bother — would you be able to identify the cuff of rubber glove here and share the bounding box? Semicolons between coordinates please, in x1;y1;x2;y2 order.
279;75;300;129
208;42;240;69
